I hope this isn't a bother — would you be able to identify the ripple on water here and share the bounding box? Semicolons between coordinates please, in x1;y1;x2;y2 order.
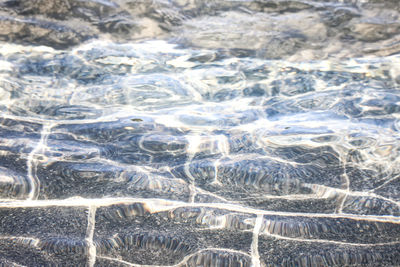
0;206;88;265
94;203;254;265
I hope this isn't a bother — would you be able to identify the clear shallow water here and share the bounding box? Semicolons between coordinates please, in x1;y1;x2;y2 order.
0;0;400;266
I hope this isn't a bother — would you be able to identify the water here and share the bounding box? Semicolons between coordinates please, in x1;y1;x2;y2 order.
0;0;400;266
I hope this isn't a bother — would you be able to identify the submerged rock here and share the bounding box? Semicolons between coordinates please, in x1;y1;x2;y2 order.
0;0;398;59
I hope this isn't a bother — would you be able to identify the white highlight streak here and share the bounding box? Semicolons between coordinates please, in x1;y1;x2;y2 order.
0;197;399;223
251;215;263;267
26;124;54;200
97;248;252;267
86;206;97;267
263;232;400;247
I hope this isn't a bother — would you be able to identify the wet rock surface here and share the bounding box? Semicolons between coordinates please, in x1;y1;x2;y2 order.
0;0;398;59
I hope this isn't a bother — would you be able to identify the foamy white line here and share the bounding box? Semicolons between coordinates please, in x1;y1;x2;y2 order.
250;215;263;267
86;206;97;267
1;198;399;223
26;124;54;200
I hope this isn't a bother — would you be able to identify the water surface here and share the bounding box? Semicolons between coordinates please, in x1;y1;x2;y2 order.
0;0;400;266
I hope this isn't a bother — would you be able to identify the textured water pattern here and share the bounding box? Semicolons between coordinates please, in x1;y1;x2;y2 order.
1;0;400;266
